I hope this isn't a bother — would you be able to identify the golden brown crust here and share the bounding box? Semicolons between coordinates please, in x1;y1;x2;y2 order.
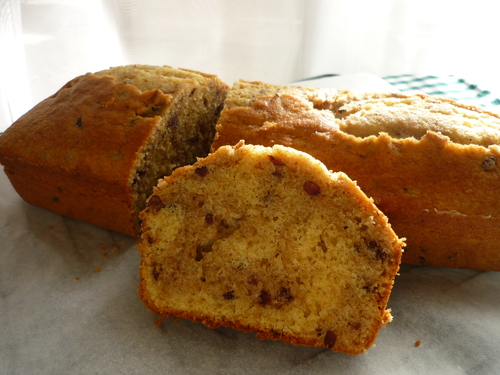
0;73;164;235
0;65;229;236
2;73;167;188
138;143;403;355
212;82;500;271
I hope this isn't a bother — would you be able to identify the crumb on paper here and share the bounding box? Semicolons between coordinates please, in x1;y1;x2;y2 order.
99;245;106;251
415;340;421;347
75;276;80;281
95;266;101;272
155;316;165;327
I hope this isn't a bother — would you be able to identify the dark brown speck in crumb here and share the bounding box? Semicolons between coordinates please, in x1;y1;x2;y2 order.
195;243;213;262
223;291;235;300
205;213;214;225
324;330;337;348
303;181;321;196
195;166;209;177
366;239;387;262
258;290;271;306
147;195;164;213
350;322;361;330
152;264;160;281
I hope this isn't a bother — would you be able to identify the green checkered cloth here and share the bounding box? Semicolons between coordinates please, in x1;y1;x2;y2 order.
383;74;500;111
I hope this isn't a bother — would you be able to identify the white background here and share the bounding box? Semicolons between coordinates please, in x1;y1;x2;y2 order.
1;0;500;131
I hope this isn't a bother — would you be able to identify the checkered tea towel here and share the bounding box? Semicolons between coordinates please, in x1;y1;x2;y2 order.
384;74;500;112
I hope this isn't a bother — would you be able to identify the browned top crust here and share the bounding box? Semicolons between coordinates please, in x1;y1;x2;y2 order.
0;72;167;192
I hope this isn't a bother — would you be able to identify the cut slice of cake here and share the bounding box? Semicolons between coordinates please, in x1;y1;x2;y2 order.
139;142;404;355
0;64;229;236
211;80;500;271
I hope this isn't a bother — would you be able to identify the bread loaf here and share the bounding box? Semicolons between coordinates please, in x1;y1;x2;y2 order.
0;64;229;236
212;80;500;271
139;142;404;355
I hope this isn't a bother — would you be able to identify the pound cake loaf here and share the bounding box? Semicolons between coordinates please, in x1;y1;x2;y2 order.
212;80;500;271
139;142;404;355
0;64;229;236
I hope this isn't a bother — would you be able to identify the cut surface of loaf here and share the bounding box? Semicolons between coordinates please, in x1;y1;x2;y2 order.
212;80;500;271
0;64;229;236
139;142;404;355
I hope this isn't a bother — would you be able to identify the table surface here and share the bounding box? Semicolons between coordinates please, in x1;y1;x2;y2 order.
1;74;499;375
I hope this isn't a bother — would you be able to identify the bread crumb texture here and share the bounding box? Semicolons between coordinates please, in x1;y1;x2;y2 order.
139;143;404;355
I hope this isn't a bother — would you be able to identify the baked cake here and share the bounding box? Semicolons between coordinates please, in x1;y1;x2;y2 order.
212;80;500;271
0;64;229;236
139;142;404;355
